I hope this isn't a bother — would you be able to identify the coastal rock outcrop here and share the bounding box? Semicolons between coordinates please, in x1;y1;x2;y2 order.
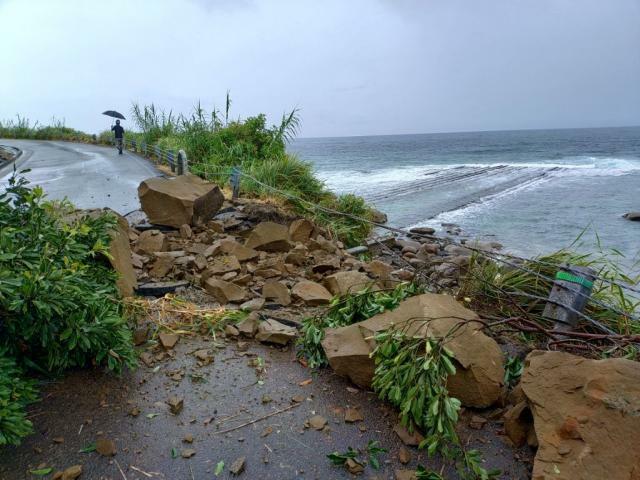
623;211;640;221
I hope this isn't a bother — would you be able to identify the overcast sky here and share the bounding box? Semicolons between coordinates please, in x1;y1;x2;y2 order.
1;0;638;137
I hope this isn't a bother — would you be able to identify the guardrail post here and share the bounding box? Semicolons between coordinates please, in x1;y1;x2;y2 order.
230;166;241;199
142;142;147;157
131;139;136;152
168;150;175;173
543;265;596;334
154;145;160;162
177;150;188;175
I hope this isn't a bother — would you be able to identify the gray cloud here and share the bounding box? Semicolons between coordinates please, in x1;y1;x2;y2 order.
1;0;638;137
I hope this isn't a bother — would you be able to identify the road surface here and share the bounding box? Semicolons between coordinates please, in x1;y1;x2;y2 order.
0;140;160;214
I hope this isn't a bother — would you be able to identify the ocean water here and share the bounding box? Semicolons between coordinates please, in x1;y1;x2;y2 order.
290;127;640;271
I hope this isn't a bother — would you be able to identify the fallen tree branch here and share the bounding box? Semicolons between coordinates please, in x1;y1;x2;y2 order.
213;403;301;435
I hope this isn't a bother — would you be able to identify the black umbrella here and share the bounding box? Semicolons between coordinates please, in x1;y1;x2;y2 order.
102;110;126;120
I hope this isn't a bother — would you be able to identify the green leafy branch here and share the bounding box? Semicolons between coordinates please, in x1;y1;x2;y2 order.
371;320;499;480
298;282;422;369
327;440;388;473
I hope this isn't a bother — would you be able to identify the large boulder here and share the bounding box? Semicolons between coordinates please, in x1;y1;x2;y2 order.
245;222;293;252
323;271;374;296
321;294;504;408
519;350;640;480
138;174;224;228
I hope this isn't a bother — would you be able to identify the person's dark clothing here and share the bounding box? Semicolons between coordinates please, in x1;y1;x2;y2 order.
111;124;124;139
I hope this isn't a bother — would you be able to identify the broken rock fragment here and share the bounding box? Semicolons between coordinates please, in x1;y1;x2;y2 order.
138;175;225;228
167;396;184;414
307;415;328;430
262;280;291;306
237;313;259;337
229;456;246;475
136;229;168;255
292;281;333;306
95;437;116;457
289;218;314;243
203;278;247;304
323;271;373;296
255;319;297;345
393;424;424;446
245;222;293;252
61;465;82;480
344;407;364;423
158;332;179;349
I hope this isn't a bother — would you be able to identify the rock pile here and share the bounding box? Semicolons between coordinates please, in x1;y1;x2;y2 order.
128;190;405;347
367;231;502;289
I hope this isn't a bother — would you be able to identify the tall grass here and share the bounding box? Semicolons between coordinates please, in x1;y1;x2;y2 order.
459;243;640;344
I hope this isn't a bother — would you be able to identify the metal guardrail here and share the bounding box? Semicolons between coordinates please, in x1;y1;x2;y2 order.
111;137;187;175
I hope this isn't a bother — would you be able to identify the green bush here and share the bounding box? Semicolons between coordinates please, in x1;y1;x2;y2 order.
0;175;136;445
0;352;38;446
0;175;136;374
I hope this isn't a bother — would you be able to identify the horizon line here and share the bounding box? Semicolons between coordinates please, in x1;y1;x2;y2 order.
296;124;640;141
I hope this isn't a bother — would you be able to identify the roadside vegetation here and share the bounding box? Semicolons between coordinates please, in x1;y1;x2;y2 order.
124;97;375;246
459;244;640;355
1;97;376;246
0;175;135;445
0;116;95;143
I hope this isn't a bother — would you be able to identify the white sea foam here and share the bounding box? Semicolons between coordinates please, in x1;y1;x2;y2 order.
409;175;554;229
319;156;640;194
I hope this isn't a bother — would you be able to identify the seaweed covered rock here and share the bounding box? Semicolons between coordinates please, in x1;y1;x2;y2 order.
138;174;224;228
520;350;640;480
321;293;504;407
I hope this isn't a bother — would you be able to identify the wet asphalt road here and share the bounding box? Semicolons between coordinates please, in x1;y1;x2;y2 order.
0;336;532;480
0;140;159;215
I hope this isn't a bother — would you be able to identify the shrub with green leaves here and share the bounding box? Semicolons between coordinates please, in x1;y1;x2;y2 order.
0;174;136;445
0;175;136;373
297;282;422;369
371;324;499;480
0;351;38;446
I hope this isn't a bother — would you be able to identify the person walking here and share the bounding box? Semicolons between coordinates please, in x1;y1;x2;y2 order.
111;119;124;155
